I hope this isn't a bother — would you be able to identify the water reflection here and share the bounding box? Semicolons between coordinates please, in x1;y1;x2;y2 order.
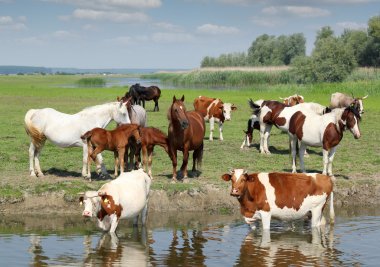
0;209;379;266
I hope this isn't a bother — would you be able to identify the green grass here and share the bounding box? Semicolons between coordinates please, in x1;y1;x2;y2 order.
0;74;379;201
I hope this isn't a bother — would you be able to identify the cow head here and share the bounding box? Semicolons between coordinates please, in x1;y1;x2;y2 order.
222;103;237;121
78;191;100;218
280;94;304;106
353;95;368;114
221;169;252;198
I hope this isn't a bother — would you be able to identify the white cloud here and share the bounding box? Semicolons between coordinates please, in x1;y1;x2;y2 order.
72;8;149;22
154;22;183;32
82;24;98;31
152;32;194;43
197;24;240;35
251;16;282;27
262;6;330;18
16;36;46;45
0;16;27;31
336;21;367;30
43;0;162;10
106;36;133;45
53;30;77;39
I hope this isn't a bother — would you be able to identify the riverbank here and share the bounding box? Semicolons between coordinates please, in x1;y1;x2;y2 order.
1;173;379;215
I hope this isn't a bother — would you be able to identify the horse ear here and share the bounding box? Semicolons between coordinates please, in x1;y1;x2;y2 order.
181;95;185;102
173;95;177;103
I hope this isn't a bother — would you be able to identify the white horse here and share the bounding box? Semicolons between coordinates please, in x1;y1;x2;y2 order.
24;101;131;178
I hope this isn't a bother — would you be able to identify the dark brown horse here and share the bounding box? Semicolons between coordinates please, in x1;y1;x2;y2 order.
167;95;205;181
128;83;161;111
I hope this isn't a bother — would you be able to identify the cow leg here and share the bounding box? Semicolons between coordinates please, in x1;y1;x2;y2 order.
209;117;215;141
28;143;37;177
141;203;148;225
133;215;139;226
311;206;324;227
322;149;329;175
109;214;119;233
218;121;224;141
181;147;189;179
260;211;272;230
327;146;337;176
263;124;272;154
290;136;298;173
299;142;307;173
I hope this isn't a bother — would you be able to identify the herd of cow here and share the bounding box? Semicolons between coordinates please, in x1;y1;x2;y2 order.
24;85;367;232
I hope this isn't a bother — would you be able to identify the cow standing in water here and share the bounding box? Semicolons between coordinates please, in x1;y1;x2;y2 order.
222;169;335;230
193;96;237;141
79;169;151;233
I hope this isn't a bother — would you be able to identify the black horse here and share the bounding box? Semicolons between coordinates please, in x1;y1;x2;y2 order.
128;83;161;112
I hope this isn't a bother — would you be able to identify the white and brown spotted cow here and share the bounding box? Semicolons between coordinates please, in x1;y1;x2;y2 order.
330;92;368;114
79;169;151;233
193;96;237;141
222;169;335;230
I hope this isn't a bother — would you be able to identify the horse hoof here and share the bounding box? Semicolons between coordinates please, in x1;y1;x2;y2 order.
171;178;177;184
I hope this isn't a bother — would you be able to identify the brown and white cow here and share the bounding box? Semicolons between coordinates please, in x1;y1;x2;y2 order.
79;169;151;233
248;99;330;154
330;92;368;114
193;96;237;141
279;94;304;106
222;169;335;230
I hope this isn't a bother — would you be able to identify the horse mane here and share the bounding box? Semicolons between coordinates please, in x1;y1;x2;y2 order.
79;102;118;115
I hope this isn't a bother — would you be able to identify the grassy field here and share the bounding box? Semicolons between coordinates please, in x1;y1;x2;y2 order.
0;75;379;202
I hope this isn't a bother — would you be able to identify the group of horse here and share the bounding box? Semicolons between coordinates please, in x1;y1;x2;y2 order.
241;92;367;177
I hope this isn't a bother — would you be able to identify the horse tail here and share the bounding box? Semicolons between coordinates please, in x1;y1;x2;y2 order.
194;142;204;170
24;109;46;149
80;130;92;142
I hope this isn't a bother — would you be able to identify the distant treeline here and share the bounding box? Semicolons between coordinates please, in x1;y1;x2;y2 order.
0;66;52;75
201;16;380;69
201;15;380;83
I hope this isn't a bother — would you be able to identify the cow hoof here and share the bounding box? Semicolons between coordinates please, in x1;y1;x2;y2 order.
37;172;44;177
171;179;177;184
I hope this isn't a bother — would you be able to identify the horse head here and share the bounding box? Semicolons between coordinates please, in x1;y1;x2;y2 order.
171;95;189;129
341;105;361;139
112;100;131;125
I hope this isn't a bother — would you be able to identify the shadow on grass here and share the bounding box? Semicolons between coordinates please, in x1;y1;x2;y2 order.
45;168;113;181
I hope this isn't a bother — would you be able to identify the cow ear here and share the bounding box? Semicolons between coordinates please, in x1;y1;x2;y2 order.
231;105;237;111
117;96;121;102
246;174;256;182
79;196;84;204
221;173;231;181
173;95;177;103
181;95;185;102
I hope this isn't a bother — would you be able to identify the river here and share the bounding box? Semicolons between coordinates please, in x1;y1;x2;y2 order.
0;206;379;266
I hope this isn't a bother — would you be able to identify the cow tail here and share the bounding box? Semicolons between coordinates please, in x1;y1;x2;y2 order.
329;191;335;225
24;109;46;149
248;98;261;116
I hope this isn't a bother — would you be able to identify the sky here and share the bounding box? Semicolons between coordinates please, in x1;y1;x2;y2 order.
0;0;379;69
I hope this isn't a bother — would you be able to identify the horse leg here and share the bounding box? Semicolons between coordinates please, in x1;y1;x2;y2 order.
94;152;107;176
148;147;153;178
192;143;203;175
142;146;148;172
118;147;126;174
263;124;272;154
259;124;266;154
327;146;337;176
209;117;215;141
84;143;93;179
218;121;224;141
28;143;37;177
180;147;189;179
114;151;119;177
154;99;159;112
299;142;307;173
170;148;178;181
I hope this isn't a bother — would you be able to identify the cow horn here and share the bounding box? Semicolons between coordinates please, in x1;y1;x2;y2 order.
362;95;368;99
279;97;284;100
243;169;248;175
228;168;234;175
84;191;99;198
77;192;85;196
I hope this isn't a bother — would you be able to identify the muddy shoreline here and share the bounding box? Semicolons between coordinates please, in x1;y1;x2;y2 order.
1;181;379;215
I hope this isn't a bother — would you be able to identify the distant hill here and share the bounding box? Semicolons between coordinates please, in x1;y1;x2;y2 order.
0;66;187;75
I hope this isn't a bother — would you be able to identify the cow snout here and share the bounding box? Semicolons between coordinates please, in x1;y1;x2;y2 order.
230;188;240;197
82;210;92;217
